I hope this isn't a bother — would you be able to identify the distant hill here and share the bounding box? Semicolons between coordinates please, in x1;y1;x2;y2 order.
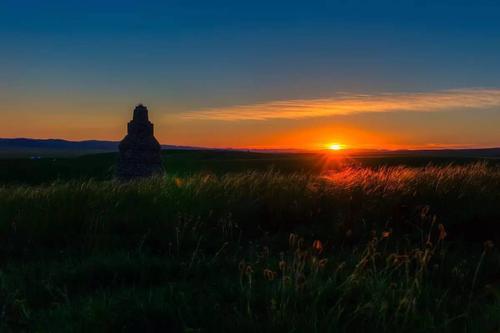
0;138;119;150
0;138;200;158
0;138;499;159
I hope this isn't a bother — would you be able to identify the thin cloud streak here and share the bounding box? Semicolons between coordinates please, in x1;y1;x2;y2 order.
180;88;500;121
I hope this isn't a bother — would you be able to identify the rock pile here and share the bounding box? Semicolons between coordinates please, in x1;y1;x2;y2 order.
116;104;164;179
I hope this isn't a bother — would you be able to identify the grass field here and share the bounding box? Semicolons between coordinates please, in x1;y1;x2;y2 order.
1;151;500;331
1;149;497;185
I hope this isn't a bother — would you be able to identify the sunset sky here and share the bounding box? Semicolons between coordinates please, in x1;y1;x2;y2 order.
1;0;500;150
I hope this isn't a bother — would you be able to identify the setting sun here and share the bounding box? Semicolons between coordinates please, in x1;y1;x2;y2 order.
328;143;344;151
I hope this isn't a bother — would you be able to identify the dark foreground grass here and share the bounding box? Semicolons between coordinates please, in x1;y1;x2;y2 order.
1;163;500;332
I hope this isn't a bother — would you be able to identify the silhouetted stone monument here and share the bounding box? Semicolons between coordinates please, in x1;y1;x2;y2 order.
116;104;164;179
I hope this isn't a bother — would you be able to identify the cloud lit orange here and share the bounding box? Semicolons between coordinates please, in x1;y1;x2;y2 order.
2;88;499;151
180;88;500;121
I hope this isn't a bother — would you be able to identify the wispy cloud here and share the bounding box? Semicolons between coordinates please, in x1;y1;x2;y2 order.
180;88;500;121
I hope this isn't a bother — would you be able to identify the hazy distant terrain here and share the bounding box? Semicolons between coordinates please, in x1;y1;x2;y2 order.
2;138;499;159
0;138;203;158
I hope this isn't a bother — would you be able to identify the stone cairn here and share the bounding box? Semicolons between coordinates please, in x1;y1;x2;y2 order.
116;104;164;180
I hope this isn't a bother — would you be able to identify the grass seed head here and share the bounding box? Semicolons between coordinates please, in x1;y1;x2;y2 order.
438;224;447;241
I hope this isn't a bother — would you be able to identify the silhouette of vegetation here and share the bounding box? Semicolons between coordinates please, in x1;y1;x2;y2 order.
0;149;497;185
0;160;500;331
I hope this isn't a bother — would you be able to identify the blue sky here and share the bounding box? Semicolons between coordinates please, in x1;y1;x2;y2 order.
1;0;500;148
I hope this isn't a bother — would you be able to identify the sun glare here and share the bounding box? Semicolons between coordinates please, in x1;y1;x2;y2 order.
328;143;344;151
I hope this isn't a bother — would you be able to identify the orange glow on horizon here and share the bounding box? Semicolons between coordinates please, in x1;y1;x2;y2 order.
1;103;496;151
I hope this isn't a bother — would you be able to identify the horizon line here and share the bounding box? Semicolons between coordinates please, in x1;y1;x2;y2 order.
1;137;499;152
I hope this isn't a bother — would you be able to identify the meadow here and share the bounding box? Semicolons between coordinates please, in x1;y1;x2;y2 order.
1;151;500;332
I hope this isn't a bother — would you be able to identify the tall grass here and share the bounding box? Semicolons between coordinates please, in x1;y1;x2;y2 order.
0;163;500;331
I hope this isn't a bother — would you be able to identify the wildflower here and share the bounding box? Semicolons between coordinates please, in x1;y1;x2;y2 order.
382;231;391;239
438;224;447;241
312;240;324;254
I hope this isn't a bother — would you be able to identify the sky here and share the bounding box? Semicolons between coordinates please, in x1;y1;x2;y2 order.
1;0;500;150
